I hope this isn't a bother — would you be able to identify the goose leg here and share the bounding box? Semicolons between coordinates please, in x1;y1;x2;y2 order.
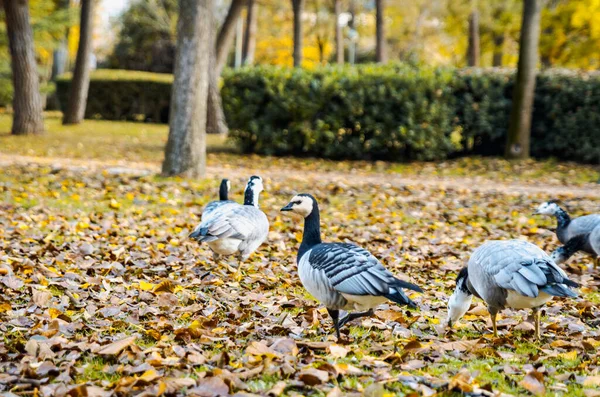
491;311;498;338
233;257;243;282
533;308;541;341
327;308;341;340
338;308;375;328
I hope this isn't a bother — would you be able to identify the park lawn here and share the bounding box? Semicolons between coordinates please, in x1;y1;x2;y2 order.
0;159;599;396
0;112;598;186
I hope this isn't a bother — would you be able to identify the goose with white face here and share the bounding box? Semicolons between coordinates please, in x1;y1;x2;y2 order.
534;201;560;215
280;194;314;217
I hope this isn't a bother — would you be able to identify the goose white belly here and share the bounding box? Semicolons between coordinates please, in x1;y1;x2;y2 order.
208;238;242;256
506;291;552;309
298;254;346;309
340;294;387;311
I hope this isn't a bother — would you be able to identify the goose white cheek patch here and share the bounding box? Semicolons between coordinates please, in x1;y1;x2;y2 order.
447;289;472;326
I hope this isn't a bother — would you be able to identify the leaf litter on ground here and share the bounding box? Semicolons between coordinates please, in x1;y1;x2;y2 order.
0;161;598;396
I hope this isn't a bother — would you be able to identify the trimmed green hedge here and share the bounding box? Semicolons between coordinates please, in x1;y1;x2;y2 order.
56;67;600;163
223;65;600;163
56;69;172;122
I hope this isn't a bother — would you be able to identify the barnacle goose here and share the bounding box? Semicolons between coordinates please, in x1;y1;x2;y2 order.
201;179;236;221
535;200;600;244
447;240;579;340
189;176;269;276
281;194;422;339
551;225;600;268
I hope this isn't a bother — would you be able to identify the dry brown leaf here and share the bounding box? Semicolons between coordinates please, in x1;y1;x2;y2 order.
267;381;287;397
298;368;329;386
328;344;348;358
189;377;229;397
520;370;545;396
97;336;137;355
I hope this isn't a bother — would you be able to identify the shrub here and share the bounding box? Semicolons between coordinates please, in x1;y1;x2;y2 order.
56;69;172;123
224;65;600;163
223;65;463;161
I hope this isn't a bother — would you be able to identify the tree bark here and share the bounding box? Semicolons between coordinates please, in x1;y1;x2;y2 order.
375;0;386;63
292;0;304;67
492;32;504;67
162;0;211;178
207;2;228;135
505;0;541;160
466;9;480;66
216;0;245;73
3;0;44;135
63;0;95;125
334;0;343;64
242;0;257;65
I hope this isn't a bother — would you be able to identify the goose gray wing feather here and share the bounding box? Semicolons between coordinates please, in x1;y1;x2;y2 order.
470;240;577;299
192;205;268;242
307;243;416;296
590;226;600;255
202;200;236;221
568;215;600;239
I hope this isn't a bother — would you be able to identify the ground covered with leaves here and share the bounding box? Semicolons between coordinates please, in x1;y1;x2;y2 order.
0;151;599;397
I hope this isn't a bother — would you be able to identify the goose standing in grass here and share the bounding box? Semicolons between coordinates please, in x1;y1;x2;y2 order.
281;194;423;339
190;176;269;277
551;226;600;267
201;179;235;221
447;240;579;340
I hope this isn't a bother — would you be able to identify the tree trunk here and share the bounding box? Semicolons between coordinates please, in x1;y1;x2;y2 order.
207;0;244;135
63;0;94;125
3;0;44;135
292;0;304;67
162;0;211;178
242;0;257;65
505;0;541;160
216;0;245;73
334;0;343;64
207;2;228;135
375;0;386;63
492;32;504;67
466;8;480;66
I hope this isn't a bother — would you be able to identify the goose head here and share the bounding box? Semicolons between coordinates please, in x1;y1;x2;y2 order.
281;194;316;218
446;267;473;328
534;200;561;216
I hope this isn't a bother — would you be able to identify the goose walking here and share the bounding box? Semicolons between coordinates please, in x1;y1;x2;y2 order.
551;226;599;267
281;194;422;339
190;176;269;277
447;240;578;340
201;179;236;221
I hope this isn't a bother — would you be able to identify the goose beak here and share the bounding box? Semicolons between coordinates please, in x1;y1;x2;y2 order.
280;203;293;212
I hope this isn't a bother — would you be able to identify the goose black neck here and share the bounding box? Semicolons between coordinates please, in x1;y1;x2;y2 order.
298;204;322;260
244;187;257;207
555;207;571;230
219;181;228;201
561;234;588;258
457;267;472;295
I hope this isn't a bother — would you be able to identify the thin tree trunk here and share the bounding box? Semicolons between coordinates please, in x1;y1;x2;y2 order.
492;32;504;67
207;2;228;135
292;0;304;67
375;0;386;63
505;0;541;160
242;0;257;65
162;0;211;178
334;0;343;64
207;0;243;135
216;0;245;73
63;0;94;125
3;0;44;135
467;6;480;66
